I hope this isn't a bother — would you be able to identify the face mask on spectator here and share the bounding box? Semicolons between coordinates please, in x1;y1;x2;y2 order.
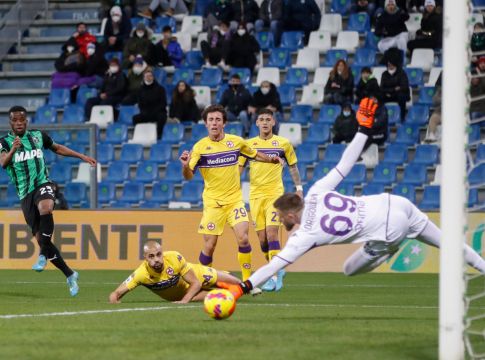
109;65;119;74
144;79;153;85
136;30;145;38
133;66;143;75
388;68;396;75
237;29;246;36
112;15;121;22
67;46;74;53
261;86;270;95
87;48;95;56
343;110;351;117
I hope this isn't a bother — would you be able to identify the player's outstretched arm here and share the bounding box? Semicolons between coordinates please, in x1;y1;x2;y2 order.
109;283;130;304
254;151;285;165
174;269;202;304
0;136;21;168
179;150;194;180
288;164;303;197
51;144;96;166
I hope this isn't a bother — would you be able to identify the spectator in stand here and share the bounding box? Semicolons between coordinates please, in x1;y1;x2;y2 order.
471;23;485;70
332;103;358;144
470;69;485;117
407;0;442;12
78;42;108;89
255;0;284;47
380;56;410;121
423;73;441;143
364;95;388;148
100;0;136;18
204;0;234;32
122;55;148;105
84;58;127;120
374;0;407;15
134;69;167;139
227;23;260;72
200;21;232;69
284;0;321;43
231;0;259;33
355;67;380;103
122;22;155;69
248;81;282;121
67;23;97;58
350;0;376;19
220;73;252;134
169;81;201;123
324;59;354;105
407;0;442;55
138;0;188;18
54;39;85;74
103;5;132;52
154;26;185;68
374;0;409;53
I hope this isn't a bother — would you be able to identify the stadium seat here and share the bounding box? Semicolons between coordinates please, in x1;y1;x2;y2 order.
199;67;223;87
172;68;195;85
190;123;208;142
468;188;479;208
34;105;57;124
405;67;424;88
362;182;386;196
319;14;342;36
267;48;291;69
118;105;139;125
120;143;144;164
130;123;158;146
335;31;359;53
49;163;72;183
63;104;84;124
341;164;366;185
405;13;423;38
88;105;114;129
420;185;440;211
405;105;430;125
295;48;319;71
382;143;408;165
324;143;346;162
104;51;123;63
372;163;397;185
255;67;280;86
59;144;85;164
98;181;116;204
371;67;387;85
155;15;176;32
215;84;228;104
175;32;192;53
313;67;332;85
425;67;442;86
225;123;243;136
153;68;167;85
279;123;302;146
323;49;348;67
181;15;203;37
313;161;337;180
164;161;184;182
349;65;363;86
139;201;162;209
248;124;259;138
161;123;184;143
385;103;402;125
392;183;416;203
296;144;319;164
6;184;18;206
318;104;341;124
178;141;196;158
364;32;380;50
278;84;297;107
336;183;355;196
289;104;313;124
393;124;421;145
413;144;439;166
354;48;376;67
347;13;370;33
148;143;172;163
119;181;144;203
73;128;98;145
0;169;11;185
64;182;87;205
135;161;159;183
151;180;175;204
228;67;252;85
331;0;350;14
298;84;324;107
178;182;204;205
416;87;436;106
255;31;274;50
96;143;115;164
305;123;331;144
105;123;128;144
110;201;132;208
192;86;211;109
408;48;434;72
280;31;305;51
469;163;485;185
476;143;485;163
76;86;98;107
308;31;332;53
50;130;70;144
105;161;130;183
184;50;204;70
48;88;70;108
469;123;482;145
402;163;427;186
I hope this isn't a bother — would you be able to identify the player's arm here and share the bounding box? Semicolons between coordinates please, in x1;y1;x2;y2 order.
51;143;97;166
0;137;20;168
288;164;303;197
180;150;194;180
254;151;284;165
109;282;130;304
173;269;202;304
238;156;247;175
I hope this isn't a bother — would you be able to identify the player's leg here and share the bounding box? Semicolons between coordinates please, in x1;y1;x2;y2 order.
199;234;218;266
216;270;241;285
232;221;252;281
197;205;225;266
264;199;285;291
343;243;397;276
256;230;269;261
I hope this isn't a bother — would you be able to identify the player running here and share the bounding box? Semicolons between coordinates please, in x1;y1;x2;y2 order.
179;104;283;282
0;106;96;296
220;98;485;299
109;241;242;303
239;108;303;292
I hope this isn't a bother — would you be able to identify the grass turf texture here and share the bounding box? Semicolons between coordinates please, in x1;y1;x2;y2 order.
0;270;443;360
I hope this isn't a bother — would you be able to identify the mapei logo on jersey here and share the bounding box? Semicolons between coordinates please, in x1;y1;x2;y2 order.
14;149;43;163
226;141;234;148
32;136;40;144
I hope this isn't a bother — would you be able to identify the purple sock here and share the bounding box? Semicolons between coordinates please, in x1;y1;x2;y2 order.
268;241;281;251
260;242;269;253
238;245;252;253
199;251;213;265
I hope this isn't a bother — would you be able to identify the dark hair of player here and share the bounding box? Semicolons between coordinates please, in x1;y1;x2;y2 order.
202;104;227;124
257;108;274;117
8;106;27;119
274;193;304;213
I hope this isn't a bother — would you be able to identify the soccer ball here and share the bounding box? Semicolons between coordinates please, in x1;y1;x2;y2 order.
203;289;236;320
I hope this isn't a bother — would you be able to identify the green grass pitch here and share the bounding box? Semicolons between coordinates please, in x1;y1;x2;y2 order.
0;270;442;360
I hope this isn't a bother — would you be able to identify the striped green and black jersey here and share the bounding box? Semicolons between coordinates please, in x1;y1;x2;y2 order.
0;130;55;199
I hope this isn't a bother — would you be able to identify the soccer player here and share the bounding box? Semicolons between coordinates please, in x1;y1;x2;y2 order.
109;241;242;303
220;98;485;299
179;104;283;282
239;108;303;292
0;106;96;296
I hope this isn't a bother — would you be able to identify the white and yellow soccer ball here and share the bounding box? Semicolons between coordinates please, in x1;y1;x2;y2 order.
203;289;236;320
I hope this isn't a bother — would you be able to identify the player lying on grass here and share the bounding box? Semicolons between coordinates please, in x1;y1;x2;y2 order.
109;241;242;304
219;97;485;299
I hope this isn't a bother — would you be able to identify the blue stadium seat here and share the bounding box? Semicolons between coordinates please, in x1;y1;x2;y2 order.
151;181;174;204
318;105;342;124
393;124;421;145
323;49;348;67
228;68;251;85
49;163;72;183
468;188;479;208
285;68;309;87
255;31;274;50
104;51;123;63
324;143;346;162
76;86;98;106
215;84;228;103
155;15;177;32
278;84;297;107
336;183;355;196
0;170;11;185
267;48;291;69
105;123;128;144
248;124;259;138
178;182;204;205
130;17;150;28
405;105;430;125
362;182;386;195
97;143;115;164
405;68;424;88
306;123;331;144
225;123;243;136
420;185;440;211
382;143;408;165
117;105;139;125
372;163;397;185
153;68;167;84
139;201;162;209
392;183;416;203
98;181;116;204
417;87;436;106
58;144;86;164
105;161;130;183
120;143;144;164
164;161;184;182
119;181;144;203
476;143;485;163
280;31;304;51
48;88;70;108
364;32;379;50
190;123;208;142
110;201;132;208
354;47;376;67
149;143;172;163
469;163;485;185
290;105;313;124
172;68;195;85
161;123;184;143
184;50;204;70
43;150;57;164
402;163;427;186
6;184;18;205
62;104;84;124
199;67;223;87
64;182;87;205
296;144;319;164
385;103;401;125
347;13;370;33
73;128;98;145
50;129;71;144
313;161;337;180
178;141;196;157
297;162;308;182
350;65;363;85
135;161;159;183
413;144;439;166
193;0;210;14
341;164;366;185
469;124;481;144
34;105;57;124
331;0;351;14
